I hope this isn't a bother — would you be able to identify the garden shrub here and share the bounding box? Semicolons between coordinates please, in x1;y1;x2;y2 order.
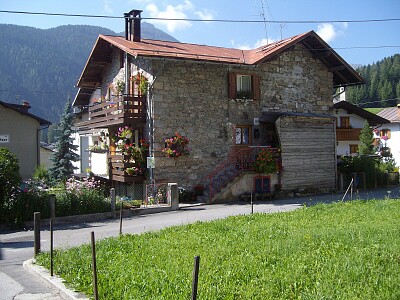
54;178;110;216
0;148;21;223
2;183;50;227
1;176;111;227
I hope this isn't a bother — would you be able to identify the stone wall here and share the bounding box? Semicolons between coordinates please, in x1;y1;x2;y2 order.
102;44;335;192
147;44;334;190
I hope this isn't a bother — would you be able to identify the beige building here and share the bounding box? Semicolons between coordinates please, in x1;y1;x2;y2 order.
0;101;51;179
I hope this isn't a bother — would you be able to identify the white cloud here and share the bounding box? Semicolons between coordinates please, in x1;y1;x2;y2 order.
317;23;336;43
103;0;113;14
231;38;276;50
194;10;214;21
146;1;195;33
317;22;348;43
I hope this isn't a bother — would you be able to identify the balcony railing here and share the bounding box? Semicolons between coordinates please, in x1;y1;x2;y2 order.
78;95;146;129
336;128;362;141
108;154;145;183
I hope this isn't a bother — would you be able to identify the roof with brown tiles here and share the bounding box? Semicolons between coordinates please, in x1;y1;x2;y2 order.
377;105;400;123
75;30;364;106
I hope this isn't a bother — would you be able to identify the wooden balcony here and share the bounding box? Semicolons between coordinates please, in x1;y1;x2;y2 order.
336;128;362;141
77;95;146;130
108;154;145;183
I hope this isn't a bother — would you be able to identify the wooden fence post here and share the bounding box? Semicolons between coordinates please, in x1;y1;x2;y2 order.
34;212;41;257
91;231;99;300
191;256;200;300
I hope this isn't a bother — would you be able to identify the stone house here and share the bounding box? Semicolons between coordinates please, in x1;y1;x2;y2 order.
72;10;364;201
332;101;389;156
0;100;51;179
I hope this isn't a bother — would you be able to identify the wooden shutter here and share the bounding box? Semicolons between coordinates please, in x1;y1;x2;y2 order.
228;72;237;99
252;75;261;100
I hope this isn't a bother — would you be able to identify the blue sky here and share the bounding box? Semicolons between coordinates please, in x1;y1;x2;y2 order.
1;0;399;65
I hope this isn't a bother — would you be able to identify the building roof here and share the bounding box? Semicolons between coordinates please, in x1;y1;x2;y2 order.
0;101;51;125
377;105;400;123
74;30;364;106
332;101;389;125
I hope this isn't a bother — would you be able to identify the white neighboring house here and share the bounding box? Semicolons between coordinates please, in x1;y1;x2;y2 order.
376;105;400;167
332;101;389;156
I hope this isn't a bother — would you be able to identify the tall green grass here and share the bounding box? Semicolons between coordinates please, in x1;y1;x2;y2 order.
36;199;400;299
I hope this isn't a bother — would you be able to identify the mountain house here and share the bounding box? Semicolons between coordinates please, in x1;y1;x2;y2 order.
72;9;364;202
0;101;51;179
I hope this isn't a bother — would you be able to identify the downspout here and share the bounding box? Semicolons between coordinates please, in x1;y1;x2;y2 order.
36;124;50;167
147;61;166;185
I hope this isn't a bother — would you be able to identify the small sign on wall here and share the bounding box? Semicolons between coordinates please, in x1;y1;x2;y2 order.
147;157;155;169
0;134;10;143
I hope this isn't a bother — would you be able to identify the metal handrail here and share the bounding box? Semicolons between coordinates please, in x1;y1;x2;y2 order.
207;146;279;202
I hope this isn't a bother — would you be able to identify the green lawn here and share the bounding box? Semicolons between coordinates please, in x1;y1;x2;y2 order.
36;199;400;299
364;107;385;114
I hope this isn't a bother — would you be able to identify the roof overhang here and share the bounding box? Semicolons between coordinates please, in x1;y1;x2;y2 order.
332;101;390;125
75;31;365;106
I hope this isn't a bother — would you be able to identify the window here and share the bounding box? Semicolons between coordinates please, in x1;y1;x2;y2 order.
229;72;260;100
350;144;358;154
237;75;252;99
235;126;251;145
340;116;350;128
380;129;391;139
254;176;271;194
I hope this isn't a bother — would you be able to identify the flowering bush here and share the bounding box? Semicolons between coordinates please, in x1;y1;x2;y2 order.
58;178;108;215
253;149;281;173
162;132;190;158
116;126;133;140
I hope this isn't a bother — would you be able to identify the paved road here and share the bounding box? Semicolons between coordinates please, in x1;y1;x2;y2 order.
1;186;399;299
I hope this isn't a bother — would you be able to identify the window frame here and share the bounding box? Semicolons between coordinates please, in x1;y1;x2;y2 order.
380;129;391;139
229;72;260;100
253;176;271;194
340;116;350;128
235;125;251;146
349;144;359;154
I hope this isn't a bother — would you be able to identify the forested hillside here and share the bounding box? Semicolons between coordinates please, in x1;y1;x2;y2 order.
346;54;400;107
0;23;177;123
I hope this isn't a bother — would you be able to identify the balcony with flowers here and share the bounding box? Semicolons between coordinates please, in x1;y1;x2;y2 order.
108;126;148;183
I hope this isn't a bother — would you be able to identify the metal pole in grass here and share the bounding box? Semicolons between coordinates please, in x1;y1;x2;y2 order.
191;256;200;300
49;195;56;221
34;212;41;257
50;220;54;276
251;193;253;214
110;188;116;215
119;200;123;235
91;231;99;300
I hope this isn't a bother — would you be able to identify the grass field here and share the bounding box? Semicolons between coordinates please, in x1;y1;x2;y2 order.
36;199;400;299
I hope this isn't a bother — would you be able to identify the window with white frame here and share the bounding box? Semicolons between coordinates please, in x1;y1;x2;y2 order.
236;75;252;99
228;72;260;100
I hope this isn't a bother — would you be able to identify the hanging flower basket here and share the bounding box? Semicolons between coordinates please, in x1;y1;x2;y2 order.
162;132;190;158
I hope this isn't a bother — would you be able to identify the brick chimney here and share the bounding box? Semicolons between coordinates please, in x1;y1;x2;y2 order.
19;101;31;113
124;9;142;42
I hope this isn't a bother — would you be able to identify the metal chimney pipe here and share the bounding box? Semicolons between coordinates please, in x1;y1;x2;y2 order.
124;9;142;42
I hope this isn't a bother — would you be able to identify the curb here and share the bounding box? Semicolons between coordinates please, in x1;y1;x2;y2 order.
23;259;89;300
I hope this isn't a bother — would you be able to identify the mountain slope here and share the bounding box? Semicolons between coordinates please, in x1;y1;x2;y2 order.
0;23;177;122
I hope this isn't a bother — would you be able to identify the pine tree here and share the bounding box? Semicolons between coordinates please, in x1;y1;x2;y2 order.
358;120;374;155
49;99;79;182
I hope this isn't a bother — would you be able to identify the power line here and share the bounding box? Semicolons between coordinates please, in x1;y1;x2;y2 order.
1;10;400;24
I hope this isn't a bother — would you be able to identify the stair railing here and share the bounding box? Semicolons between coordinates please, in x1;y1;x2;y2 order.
206;146;277;203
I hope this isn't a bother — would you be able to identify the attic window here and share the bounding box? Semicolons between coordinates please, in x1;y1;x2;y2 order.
229;72;260;100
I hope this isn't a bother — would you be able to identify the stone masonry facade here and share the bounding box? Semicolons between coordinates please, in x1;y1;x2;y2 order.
103;44;334;192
